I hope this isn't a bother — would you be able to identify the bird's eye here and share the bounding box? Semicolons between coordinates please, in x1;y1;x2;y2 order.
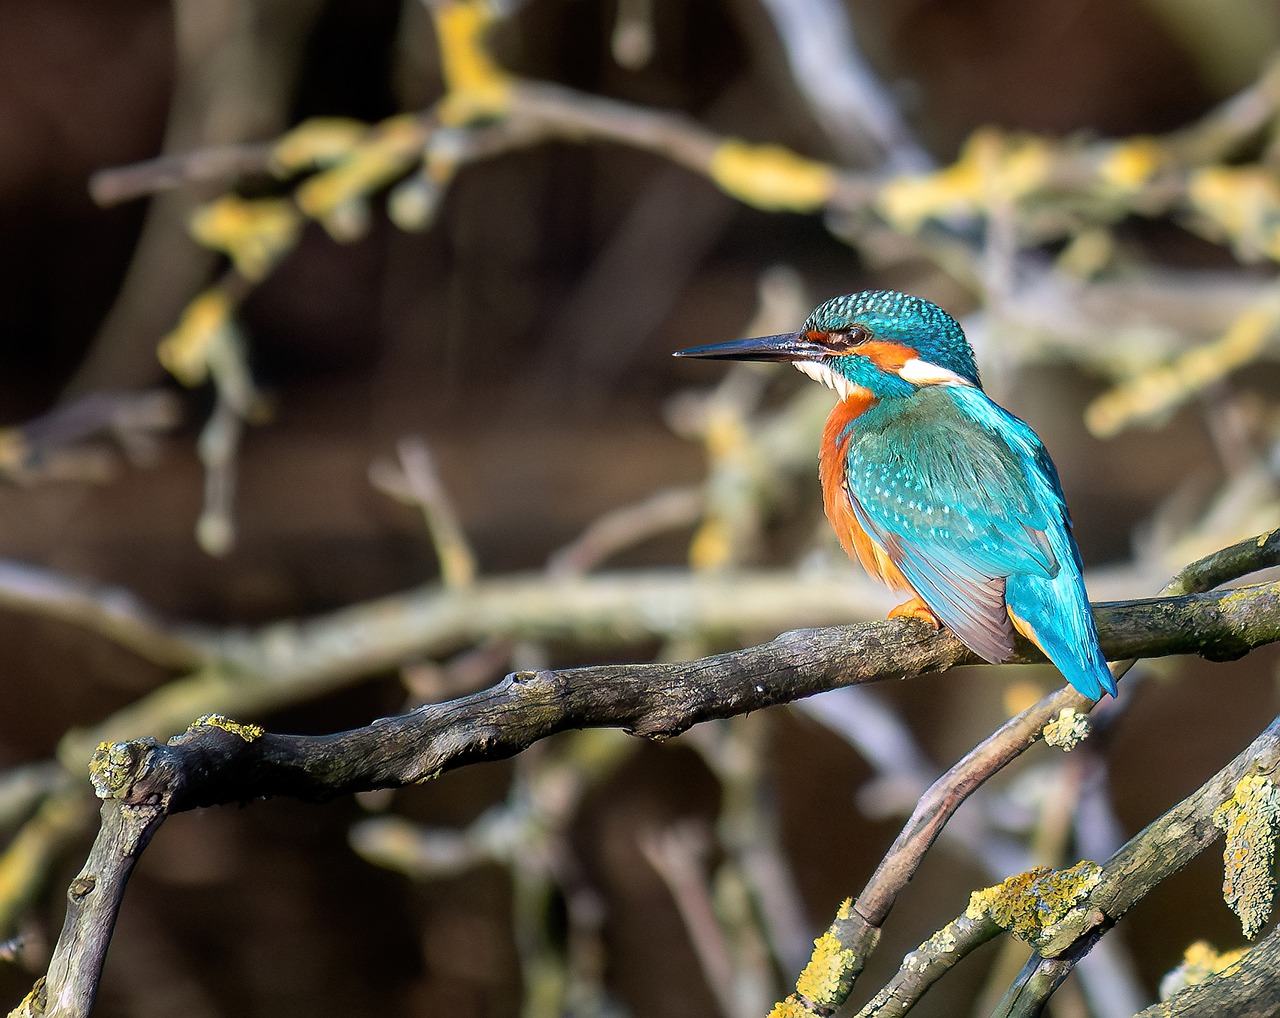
830;326;870;350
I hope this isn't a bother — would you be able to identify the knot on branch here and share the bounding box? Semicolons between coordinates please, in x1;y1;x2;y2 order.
87;715;266;809
88;739;157;801
966;860;1104;957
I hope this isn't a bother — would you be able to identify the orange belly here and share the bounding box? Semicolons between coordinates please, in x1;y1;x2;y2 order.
819;395;914;594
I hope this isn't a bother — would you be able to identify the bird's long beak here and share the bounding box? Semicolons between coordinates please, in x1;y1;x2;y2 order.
674;332;823;362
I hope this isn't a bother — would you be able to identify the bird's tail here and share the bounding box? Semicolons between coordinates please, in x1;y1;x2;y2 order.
1007;574;1115;700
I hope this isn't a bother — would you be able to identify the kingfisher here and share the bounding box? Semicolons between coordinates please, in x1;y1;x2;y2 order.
676;290;1115;699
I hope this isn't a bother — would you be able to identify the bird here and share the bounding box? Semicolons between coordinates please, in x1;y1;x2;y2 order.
675;289;1115;699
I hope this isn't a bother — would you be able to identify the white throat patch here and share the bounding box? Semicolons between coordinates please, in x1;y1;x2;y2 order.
793;360;865;401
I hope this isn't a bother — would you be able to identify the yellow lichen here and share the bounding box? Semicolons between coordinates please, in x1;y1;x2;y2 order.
703;405;749;461
965;881;1005;920
1158;940;1249;1000
1043;707;1091;750
1188;165;1280;262
158;288;232;386
189;196;302;282
877;128;1050;232
271;117;369;174
688;517;731;570
708;140;835;213
431;0;512;124
10;979;44;1018
834;897;854;922
794;930;855;1009
966;861;1104;956
1096;137;1163;192
88;739;154;799
189;714;265;742
1055;228;1114;280
1212;770;1280;938
767;995;813;1018
295;114;428;238
1085;301;1280;438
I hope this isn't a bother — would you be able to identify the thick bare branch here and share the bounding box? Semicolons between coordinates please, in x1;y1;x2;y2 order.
54;577;1280;812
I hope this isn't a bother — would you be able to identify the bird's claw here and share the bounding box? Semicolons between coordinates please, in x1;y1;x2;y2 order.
888;596;941;628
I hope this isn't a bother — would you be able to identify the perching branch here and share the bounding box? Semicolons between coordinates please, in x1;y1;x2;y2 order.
54;578;1280;808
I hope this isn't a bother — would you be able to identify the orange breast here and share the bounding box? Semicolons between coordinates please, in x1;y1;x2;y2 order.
819;395;914;593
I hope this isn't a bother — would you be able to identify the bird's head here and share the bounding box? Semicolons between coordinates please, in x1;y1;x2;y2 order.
676;290;981;401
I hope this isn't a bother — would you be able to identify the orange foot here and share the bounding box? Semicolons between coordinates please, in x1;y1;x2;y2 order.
888;595;941;629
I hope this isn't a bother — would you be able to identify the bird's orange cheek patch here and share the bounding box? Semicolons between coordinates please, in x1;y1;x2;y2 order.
848;341;918;372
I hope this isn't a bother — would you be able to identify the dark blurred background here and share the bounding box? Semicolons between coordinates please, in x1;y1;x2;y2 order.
0;1;1278;1016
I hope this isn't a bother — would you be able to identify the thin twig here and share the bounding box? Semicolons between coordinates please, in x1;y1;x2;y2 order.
855;912;1004;1017
546;486;704;577
640;823;747;1018
0;561;210;670
87;143;275;207
369;437;478;588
